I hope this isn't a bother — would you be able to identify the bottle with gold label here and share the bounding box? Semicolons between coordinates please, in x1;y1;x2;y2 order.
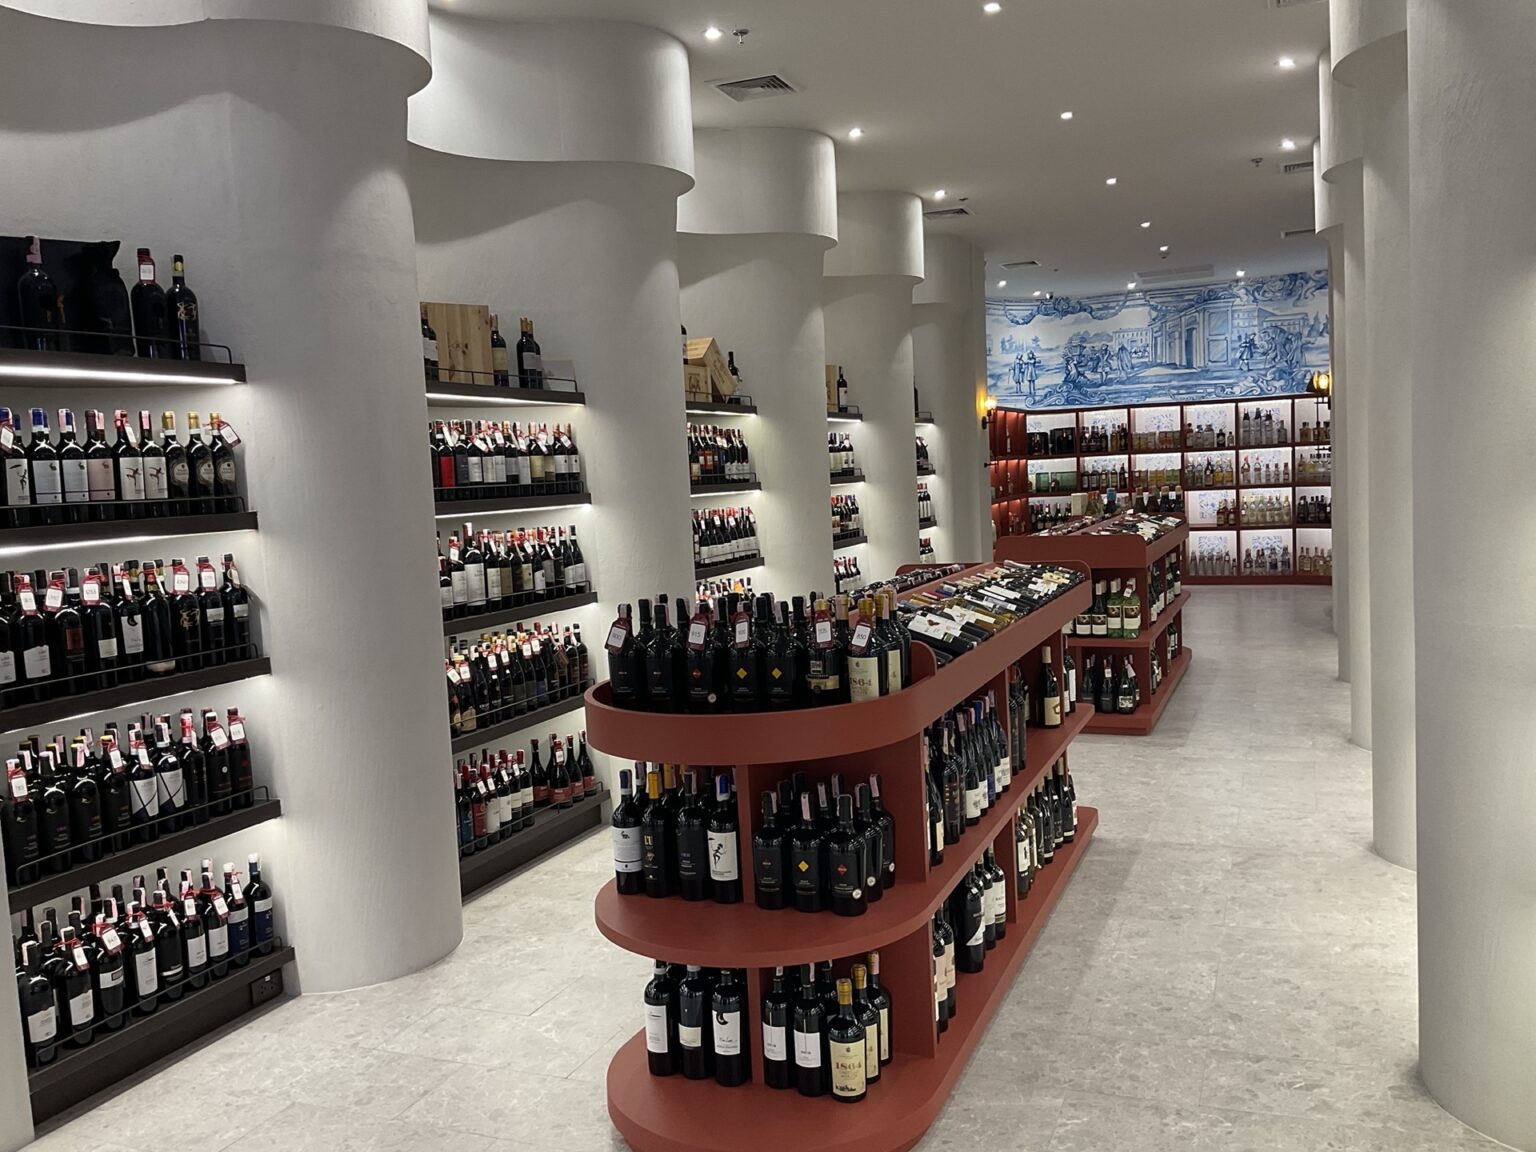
827;978;867;1103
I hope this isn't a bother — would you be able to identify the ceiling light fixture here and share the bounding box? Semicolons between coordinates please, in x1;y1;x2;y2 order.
997;279;1008;288
1159;245;1169;253
704;25;723;40
983;2;1002;13
1032;290;1042;298
1140;221;1151;229
1237;269;1247;278
933;189;947;200
1126;282;1137;290
1105;177;1118;186
1277;56;1296;69
1281;137;1297;151
847;127;864;140
1059;111;1073;121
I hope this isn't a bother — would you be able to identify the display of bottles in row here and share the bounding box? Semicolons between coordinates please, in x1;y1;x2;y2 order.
924;691;1016;864
831;494;863;538
1296;495;1332;524
828;433;859;479
1238;455;1292;486
445;623;590;736
1129;461;1185;489
1295;449;1332;484
429;420;582;499
1024;499;1075;534
688;425;754;486
611;764;740;903
14;241;202;361
1183;422;1243;451
643;955;893;1101
1067;577;1146;638
606;589;910;713
1185;455;1236;488
754;773;894;914
918;535;935;560
1081;461;1128;492
915;436;932;472
1013;769;1077;899
1235;409;1290;447
846;563;967;601
695;574;754;605
1080;422;1129;455
917;484;934;523
1296;420;1331;445
437;524;589;619
832;555;862;596
1191;545;1315;578
901;563;1086;665
2;704;255;886
14;855;275;1068
1130;428;1183;452
1027;427;1077;456
2;408;239;528
454;731;598;856
0;555;253;705
692;506;760;569
422;311;545;388
1076;654;1142;714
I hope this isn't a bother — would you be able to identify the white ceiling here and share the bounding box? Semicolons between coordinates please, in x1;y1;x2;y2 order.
432;0;1330;298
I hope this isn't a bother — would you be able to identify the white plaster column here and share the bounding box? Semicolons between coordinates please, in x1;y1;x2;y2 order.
913;234;989;563
1336;0;1411;863
677;128;838;594
0;3;461;995
823;194;925;579
1314;141;1349;674
0;837;25;1150
1410;2;1536;1145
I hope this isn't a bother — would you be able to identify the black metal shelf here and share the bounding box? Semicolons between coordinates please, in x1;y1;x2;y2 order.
8;798;282;914
832;532;868;549
0;345;245;384
915;411;935;425
919;517;938;530
450;689;589;755
917;464;937;476
0;656;272;737
827;405;863;422
28;944;295;1122
693;555;765;582
434;492;590;518
425;378;586;407
460;787;610;899
830;471;866;487
0;510;258;548
685;397;757;417
442;589;598;635
690;480;761;497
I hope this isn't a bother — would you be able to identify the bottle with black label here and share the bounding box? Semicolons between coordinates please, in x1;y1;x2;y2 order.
865;951;893;1066
711;967;749;1087
88;901;127;1030
122;898;160;1013
1040;646;1063;728
985;847;1009;941
490;314;510;387
674;770;710;902
950;865;987;974
850;964;881;1086
45;922;96;1047
3;758;41;885
16;236;61;352
826;793;867;917
421;307;439;381
706;772;741;904
516;317;544;389
640;768;676;899
166;255;200;361
789;792;826;913
752;790;787;910
605;604;644;710
827;978;867;1103
676;965;713;1080
792;964;829;1097
643;959;678;1076
644;596;686;713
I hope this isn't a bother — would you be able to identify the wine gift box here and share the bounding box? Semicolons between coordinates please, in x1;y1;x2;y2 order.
685;336;733;398
422;301;493;384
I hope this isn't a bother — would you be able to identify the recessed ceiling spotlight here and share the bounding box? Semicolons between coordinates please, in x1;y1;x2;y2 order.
983;2;1002;13
1140;221;1151;229
1105;177;1118;186
997;279;1008;288
847;127;864;140
1281;137;1297;151
1159;245;1169;253
1126;282;1137;290
1060;111;1074;121
1236;269;1247;278
704;25;724;40
933;189;947;201
1032;290;1042;298
1277;56;1296;69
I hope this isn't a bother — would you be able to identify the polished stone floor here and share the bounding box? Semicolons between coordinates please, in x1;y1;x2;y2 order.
29;588;1505;1152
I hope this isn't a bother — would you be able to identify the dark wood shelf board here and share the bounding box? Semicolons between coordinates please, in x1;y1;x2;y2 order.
0;511;258;549
0;657;273;737
830;471;866;487
1082;647;1193;735
460;787;610;900
442;590;598;635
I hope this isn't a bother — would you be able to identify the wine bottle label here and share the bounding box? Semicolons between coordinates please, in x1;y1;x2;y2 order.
253;898;274;915
763;1022;787;1063
1044;696;1062;726
793;1028;821;1068
23;644;51;679
62;459;89;500
864;1029;879;1078
0;651;14;685
157;768;185;808
932;816;944;853
185;935;207;969
25;1006;56;1044
465;564;486;605
612;827;642;873
32;460;61;503
878;1007;890;1061
848;654;880;702
830;1040;865;1097
100;965;124;988
120;617;144;655
207;923;229;959
440;583;454;610
67;987;94;1026
132;947;158;993
129;778;160;816
678;1023;702;1050
119;460;146;501
4;459;27;506
644;1004;670;1053
227;904;248;926
714;1010;742;1056
964;784;983;820
707;831;739;882
943;943;956;990
143;460;168;500
423;336;438;360
493;347;510;372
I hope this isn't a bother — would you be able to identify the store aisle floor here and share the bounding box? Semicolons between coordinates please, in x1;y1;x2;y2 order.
27;588;1501;1152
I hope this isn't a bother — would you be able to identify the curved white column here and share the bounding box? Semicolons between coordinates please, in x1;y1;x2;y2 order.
1410;2;1536;1146
677;128;838;594
1314;142;1349;677
824;193;925;579
913;234;989;562
410;15;696;797
0;9;461;993
1336;0;1413;867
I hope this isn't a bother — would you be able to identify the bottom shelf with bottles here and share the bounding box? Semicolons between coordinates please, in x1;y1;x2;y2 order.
28;943;295;1123
1079;647;1193;736
605;808;1098;1152
461;787;610;899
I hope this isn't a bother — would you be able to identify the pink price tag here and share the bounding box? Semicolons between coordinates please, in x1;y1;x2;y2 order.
108;748;124;771
99;927;123;954
199;568;217;590
44;585;64;611
8;774;27;801
687;620;707;647
850;622;873;654
218;421;242;446
71;945;89;971
138;920;154;943
734;619;750;646
814;620;833;645
17;589;36;613
81;580;101;606
229;721;246;742
0;426;13;451
211;895;229;918
172;569;191;594
209;724;229;749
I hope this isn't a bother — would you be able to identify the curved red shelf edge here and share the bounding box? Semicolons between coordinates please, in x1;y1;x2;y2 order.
592;705;1095;968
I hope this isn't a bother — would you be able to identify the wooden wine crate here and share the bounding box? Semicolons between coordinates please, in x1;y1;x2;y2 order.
684;363;711;403
423;301;493;385
825;363;839;408
685;336;733;398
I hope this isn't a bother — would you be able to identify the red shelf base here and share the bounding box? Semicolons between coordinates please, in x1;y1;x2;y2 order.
605;808;1100;1152
1081;647;1192;735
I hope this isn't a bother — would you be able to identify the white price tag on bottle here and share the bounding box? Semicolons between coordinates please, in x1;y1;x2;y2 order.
218;420;242;446
687;620;707;647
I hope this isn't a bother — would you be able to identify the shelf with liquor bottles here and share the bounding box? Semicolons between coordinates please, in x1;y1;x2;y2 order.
428;416;587;517
915;436;934;476
996;512;1191;736
694;506;763;583
917;483;936;529
917;535;935;561
588;560;1097;1152
15;855;290;1122
830;494;864;551
438;521;593;635
689;423;758;496
827;431;862;486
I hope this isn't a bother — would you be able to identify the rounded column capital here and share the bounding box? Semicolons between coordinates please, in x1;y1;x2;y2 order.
678;128;837;245
1331;0;1407;89
914;233;977;309
824;191;924;283
1318;51;1363;184
408;14;693;194
0;0;429;88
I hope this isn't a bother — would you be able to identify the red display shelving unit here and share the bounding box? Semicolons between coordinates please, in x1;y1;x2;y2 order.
996;517;1191;736
987;395;1332;586
583;562;1098;1152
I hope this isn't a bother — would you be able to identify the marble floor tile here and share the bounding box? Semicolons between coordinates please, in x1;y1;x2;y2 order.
1047;1090;1207;1152
220;1102;497;1152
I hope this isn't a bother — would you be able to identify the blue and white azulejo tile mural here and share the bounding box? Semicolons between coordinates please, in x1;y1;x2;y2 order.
986;270;1329;409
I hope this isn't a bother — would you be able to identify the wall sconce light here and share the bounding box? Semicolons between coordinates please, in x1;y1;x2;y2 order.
981;395;999;429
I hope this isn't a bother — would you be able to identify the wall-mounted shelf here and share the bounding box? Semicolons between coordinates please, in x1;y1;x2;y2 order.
425;379;586;407
460;787;609;900
449;688;589;755
442;588;598;635
832;531;868;549
0;345;245;386
690;480;761;497
0;510;259;550
433;492;591;518
693;555;764;582
685;397;757;417
830;471;866;487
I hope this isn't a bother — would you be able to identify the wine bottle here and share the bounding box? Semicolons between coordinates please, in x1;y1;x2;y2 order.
674;770;710;902
676;965;713;1080
792;965;829;1097
826;793;866;917
640;768;676;899
4;758;41;885
490;314;510;387
122;898;160;1014
850;964;881;1085
244;852;274;955
516;318;544;389
16;236;61;352
223;863;251;966
761;966;794;1090
711;967;749;1087
27;408;62;526
16;939;58;1067
865;951;892;1066
130;248;169;358
827;978;867;1103
788;792;825;913
752;790;787;910
611;766;644;895
643;959;678;1076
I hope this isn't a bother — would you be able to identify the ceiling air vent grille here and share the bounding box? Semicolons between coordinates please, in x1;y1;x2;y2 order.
1267;0;1323;8
1283;160;1314;175
712;74;797;102
1135;264;1216;286
1002;259;1040;269
924;207;971;218
1281;226;1317;238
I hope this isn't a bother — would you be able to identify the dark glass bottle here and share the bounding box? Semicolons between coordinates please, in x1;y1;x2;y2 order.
122;899;160;1013
16;236;61;351
788;792;826;913
706;772;741;903
226;708;255;808
761;966;794;1090
198;865;230;978
36;751;72;875
827;978;867;1103
752;790;787;910
57;408;89;523
685;597;729;713
640;768;676;898
243;851;274;955
89;902;127;1030
826;793;867;917
223;864;251;966
27;408;62;526
676;964;713;1080
516;317;544;389
644;596;686;712
64;740;103;866
611;766;644;895
490;314;510;387
951;865;987;974
712;967;749;1087
850;964;881;1086
865;951;893;1066
674;769;710;902
166;255;200;361
80;564;119;691
2;759;41;886
208;411;237;513
130;248;169;358
643;959;678;1076
219;554;251;661
605;604;643;710
17;939;58;1067
792;965;829;1097
48;924;97;1047
185;414;215;515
